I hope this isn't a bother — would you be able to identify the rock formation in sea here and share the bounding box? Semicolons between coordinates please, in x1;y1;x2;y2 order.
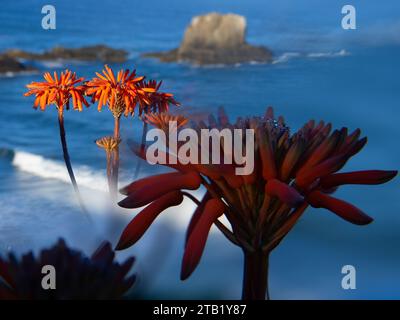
0;55;36;74
143;13;273;65
4;45;128;63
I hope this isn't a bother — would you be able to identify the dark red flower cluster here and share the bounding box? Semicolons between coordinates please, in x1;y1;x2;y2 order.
116;107;397;284
0;239;135;300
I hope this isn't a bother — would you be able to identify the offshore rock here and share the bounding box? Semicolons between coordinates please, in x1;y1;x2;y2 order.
4;45;128;63
143;13;273;65
0;55;36;74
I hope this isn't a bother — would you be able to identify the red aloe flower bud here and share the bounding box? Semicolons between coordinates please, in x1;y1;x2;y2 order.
218;107;229;127
185;192;212;245
279;139;305;181
192;164;222;180
338;128;360;153
307;190;373;225
120;172;189;195
320;170;398;189
119;172;201;208
265;179;303;207
257;127;277;180
297;129;342;176
129;140;195;173
181;199;225;280
116;191;184;250
219;164;244;188
343;136;368;157
296;154;347;187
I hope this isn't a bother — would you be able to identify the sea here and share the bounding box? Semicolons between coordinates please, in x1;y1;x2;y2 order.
0;0;399;299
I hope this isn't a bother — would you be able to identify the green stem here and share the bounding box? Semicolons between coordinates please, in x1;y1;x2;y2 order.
58;111;91;222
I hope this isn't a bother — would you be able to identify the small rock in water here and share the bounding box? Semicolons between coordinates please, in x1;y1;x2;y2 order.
4;44;128;63
143;12;273;66
0;55;36;74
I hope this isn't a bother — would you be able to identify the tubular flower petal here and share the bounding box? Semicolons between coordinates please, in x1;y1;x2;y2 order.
118;172;201;208
120;172;190;195
297;129;341;176
128;140;196;174
136;80;180;116
218;106;229;127
181;199;225;280
265;179;304;207
279;139;305;181
320;170;398;189
307;191;373;225
116;191;184;250
185;192;212;245
295;154;347;187
257;127;277;180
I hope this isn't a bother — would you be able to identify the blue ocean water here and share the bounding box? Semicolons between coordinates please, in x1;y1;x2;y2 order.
0;0;399;299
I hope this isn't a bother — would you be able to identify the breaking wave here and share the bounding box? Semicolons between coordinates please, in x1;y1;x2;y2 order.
272;49;349;64
10;150;108;192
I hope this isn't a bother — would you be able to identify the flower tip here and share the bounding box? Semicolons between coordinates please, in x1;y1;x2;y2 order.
265;179;303;207
118;197;132;208
180;266;191;281
358;216;374;226
114;239;129;251
387;170;398;181
119;186;129;195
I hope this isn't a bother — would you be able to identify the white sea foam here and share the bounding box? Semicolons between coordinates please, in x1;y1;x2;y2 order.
10;150;231;232
0;70;38;78
307;49;350;58
272;52;301;64
39;60;66;68
273;49;349;64
12;151;108;192
39;59;90;69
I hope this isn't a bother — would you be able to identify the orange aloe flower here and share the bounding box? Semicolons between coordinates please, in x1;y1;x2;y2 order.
116;106;397;300
86;65;156;199
24;69;88;112
85;65;154;118
144;112;188;131
136;80;180;116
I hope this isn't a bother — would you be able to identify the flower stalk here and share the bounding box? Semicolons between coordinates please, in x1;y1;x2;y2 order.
24;70;91;222
242;249;270;300
134;121;148;179
96;136;121;195
57;109;90;220
111;115;121;200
